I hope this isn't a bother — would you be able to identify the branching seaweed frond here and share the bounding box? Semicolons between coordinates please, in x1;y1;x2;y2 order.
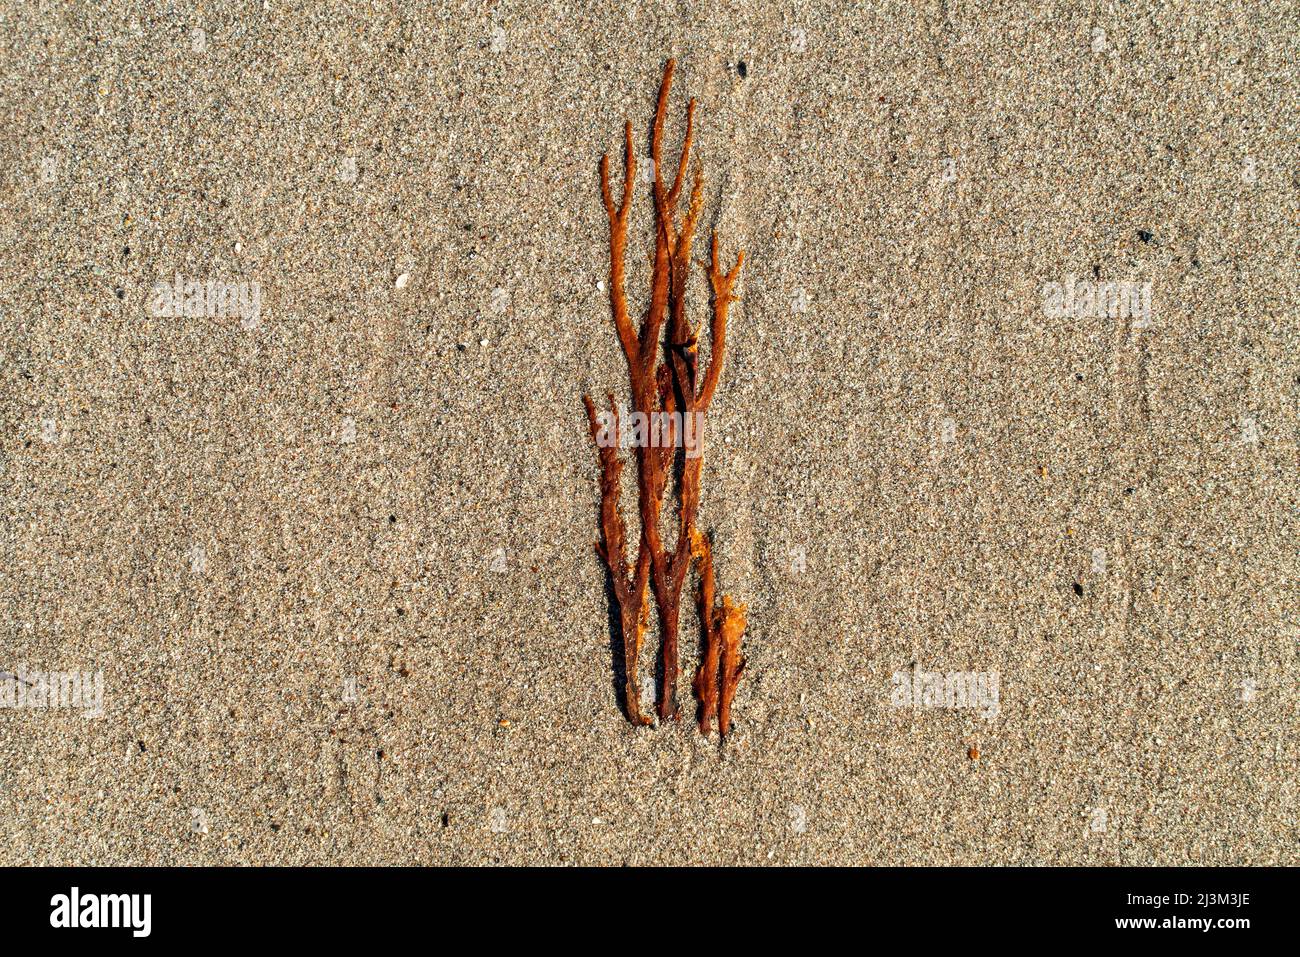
585;58;749;740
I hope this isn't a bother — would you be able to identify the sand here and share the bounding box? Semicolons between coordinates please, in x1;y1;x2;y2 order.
0;1;1295;865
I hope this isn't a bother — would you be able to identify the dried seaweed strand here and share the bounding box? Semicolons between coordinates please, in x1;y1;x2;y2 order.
690;529;721;733
647;61;702;721
582;394;654;725
585;114;656;725
585;59;749;737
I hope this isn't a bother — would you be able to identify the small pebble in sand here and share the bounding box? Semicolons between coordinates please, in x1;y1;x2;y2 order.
968;747;980;761
395;272;410;289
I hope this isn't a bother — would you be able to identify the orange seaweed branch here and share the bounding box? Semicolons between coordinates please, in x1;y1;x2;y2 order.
582;394;654;725
584;58;749;739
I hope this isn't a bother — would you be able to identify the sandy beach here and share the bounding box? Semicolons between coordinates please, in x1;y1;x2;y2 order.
0;1;1295;864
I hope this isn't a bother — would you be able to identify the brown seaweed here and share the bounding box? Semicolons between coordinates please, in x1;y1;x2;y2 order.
583;59;749;737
